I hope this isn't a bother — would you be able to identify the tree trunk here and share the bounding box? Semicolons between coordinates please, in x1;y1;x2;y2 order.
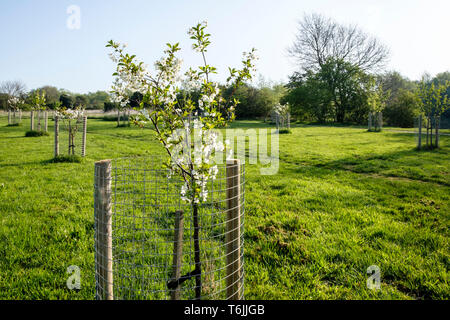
435;116;440;149
68;122;72;155
426;117;429;148
117;109;120;127
193;203;202;299
72;133;75;155
37;110;41;131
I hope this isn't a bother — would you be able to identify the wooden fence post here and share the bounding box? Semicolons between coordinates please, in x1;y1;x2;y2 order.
226;159;242;300
435;116;440;149
94;160;114;300
30;110;34;131
81;116;87;157
54;116;59;158
170;211;184;300
418;114;422;150
44;111;48;132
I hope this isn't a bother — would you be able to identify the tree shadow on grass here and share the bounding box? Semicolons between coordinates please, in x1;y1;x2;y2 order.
88;131;153;142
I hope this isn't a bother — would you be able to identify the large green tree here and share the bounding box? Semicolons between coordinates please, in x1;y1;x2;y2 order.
286;58;373;124
59;93;74;109
284;71;333;122
221;83;283;120
384;89;420;128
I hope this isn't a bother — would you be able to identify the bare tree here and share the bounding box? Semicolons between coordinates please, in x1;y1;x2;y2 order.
288;13;390;73
1;80;26;125
0;80;27;98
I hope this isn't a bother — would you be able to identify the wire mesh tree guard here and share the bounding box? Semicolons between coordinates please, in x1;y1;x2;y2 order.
33;110;49;132
54;115;87;157
415;114;443;149
368;111;383;132
94;157;245;300
271;112;290;133
7;108;22;126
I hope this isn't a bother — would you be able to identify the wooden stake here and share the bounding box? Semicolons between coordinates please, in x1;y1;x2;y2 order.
81;116;87;157
418;114;422;149
94;160;114;300
226;159;241;300
30;110;34;131
54;116;59;157
430;116;433;148
378;112;383;131
435;116;440;149
44;111;48;132
170;211;184;300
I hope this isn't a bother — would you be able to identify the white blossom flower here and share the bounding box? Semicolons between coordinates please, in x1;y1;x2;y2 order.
106;23;257;204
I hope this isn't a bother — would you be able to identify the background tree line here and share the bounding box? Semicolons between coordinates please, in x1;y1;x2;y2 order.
0;83;111;111
2;13;448;128
284;13;450;128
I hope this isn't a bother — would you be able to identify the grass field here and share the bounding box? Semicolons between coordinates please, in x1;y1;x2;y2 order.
0;117;449;299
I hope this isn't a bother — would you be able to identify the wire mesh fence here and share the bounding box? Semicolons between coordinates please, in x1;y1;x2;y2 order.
94;156;245;300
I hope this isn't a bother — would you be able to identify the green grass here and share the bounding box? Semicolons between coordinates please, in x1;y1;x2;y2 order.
0;118;448;300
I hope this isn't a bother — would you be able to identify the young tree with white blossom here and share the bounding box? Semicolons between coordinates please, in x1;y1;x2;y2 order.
272;103;290;132
7;96;23;125
55;106;85;156
31;90;46;132
106;21;257;298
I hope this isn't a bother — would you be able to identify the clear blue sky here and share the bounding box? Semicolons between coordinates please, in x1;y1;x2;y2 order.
1;0;449;93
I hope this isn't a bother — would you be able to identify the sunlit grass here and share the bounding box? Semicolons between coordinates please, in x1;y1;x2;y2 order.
0;117;448;299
